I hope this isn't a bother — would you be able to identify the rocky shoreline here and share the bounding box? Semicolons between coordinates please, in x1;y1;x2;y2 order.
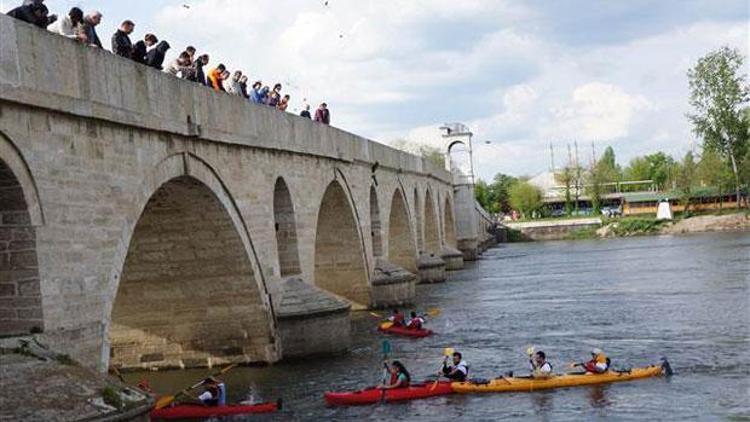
0;337;152;422
597;212;750;238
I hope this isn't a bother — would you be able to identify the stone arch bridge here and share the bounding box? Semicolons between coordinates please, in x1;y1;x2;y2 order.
0;16;492;371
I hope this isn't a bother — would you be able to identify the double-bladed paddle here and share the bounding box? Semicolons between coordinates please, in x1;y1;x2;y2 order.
154;363;238;410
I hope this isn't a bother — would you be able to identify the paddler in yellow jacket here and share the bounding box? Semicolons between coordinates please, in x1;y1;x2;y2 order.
572;348;610;374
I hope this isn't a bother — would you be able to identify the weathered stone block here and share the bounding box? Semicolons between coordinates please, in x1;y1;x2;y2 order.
441;246;464;271
370;259;416;308
417;253;447;284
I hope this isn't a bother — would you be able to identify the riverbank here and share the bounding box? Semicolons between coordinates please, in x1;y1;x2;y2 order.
0;336;152;421
506;211;750;241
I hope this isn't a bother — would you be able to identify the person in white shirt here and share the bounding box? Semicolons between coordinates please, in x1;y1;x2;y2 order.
441;351;469;382
197;377;226;407
47;7;85;42
529;350;553;378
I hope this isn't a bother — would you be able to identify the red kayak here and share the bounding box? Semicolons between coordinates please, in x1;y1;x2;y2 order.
150;400;281;420
378;323;433;338
325;381;453;406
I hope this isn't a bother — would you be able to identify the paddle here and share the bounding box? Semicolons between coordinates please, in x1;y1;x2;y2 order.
380;340;392;403
429;347;455;391
154;363;238;410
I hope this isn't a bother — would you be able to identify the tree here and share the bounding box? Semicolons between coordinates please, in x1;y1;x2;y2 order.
623;152;675;190
698;149;733;209
623;156;652;182
598;146;622;185
555;166;574;216
688;46;750;208
509;181;543;219
675;151;698;212
491;173;518;213
474;179;498;214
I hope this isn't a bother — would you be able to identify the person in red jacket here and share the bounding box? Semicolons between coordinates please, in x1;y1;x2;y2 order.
314;102;330;124
406;311;424;330
387;309;405;327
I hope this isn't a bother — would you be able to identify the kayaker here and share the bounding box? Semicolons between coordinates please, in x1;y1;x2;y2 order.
529;350;553;378
406;311;425;330
573;348;610;374
440;351;469;382
198;377;227;407
378;360;411;389
387;309;406;327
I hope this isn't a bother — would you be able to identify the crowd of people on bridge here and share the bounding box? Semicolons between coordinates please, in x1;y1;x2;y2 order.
5;0;332;124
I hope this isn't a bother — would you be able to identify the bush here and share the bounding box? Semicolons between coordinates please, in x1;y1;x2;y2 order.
611;218;665;236
102;386;123;410
564;226;599;240
507;229;526;242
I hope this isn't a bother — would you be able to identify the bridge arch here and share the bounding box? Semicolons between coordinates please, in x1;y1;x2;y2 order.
369;186;383;258
0;133;44;336
388;188;417;273
273;177;301;277
314;179;369;306
444;195;457;248
108;153;276;369
424;188;441;254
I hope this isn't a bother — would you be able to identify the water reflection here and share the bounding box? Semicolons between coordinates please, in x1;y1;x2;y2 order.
587;385;611;409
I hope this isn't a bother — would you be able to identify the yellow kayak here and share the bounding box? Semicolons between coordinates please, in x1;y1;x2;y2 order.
452;364;667;394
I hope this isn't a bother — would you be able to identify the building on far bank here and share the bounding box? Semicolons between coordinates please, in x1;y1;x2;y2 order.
528;171;745;217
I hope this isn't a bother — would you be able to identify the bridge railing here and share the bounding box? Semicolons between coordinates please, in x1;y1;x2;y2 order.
0;14;450;182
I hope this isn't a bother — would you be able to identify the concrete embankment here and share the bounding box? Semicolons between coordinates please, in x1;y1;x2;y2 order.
0;337;152;421
506;218;602;241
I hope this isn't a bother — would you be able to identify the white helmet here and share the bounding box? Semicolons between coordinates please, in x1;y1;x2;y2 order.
591;348;603;355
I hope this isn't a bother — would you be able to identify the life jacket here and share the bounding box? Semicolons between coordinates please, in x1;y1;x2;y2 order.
407;317;424;329
389;371;409;388
536;361;553;373
444;361;469;381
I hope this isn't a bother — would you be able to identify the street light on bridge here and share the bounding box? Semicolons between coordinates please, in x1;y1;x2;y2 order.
441;123;475;186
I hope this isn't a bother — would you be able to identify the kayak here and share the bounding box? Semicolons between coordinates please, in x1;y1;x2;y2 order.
451;364;667;394
150;400;281;420
325;381;453;406
378;323;433;338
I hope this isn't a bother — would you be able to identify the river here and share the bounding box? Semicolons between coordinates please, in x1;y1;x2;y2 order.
125;232;750;421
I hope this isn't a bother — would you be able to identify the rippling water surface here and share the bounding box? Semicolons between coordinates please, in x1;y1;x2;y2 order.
128;232;750;421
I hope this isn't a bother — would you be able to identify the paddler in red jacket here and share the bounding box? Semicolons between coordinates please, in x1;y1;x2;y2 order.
377;360;411;389
387;309;406;327
572;348;610;373
406;311;425;330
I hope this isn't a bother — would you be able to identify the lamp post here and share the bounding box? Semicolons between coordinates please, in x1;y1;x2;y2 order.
441;123;475;186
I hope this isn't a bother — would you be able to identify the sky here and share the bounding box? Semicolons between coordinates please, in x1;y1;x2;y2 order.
4;0;748;180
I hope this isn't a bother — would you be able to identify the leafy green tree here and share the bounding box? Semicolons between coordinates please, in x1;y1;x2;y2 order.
491;173;518;213
623;156;652;182
688;46;750;207
698;149;734;209
598;146;622;185
675;151;698;211
474;179;496;214
623;152;675;190
555;165;575;216
509;181;543;219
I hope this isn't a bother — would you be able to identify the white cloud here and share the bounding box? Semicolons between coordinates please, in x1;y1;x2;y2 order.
143;2;747;178
545;82;652;141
